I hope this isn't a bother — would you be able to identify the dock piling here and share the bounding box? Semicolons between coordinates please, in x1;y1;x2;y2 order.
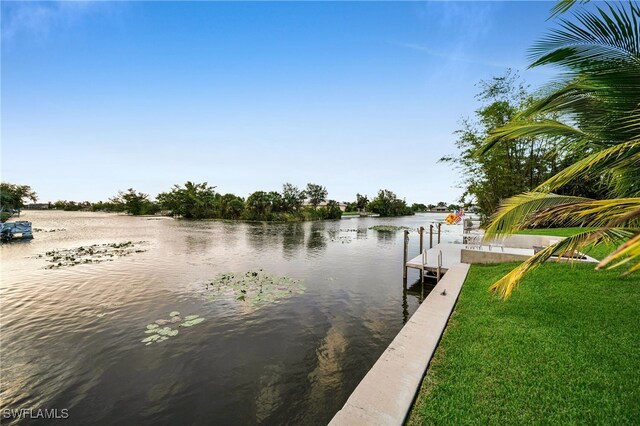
437;223;441;244
403;230;409;279
429;225;433;249
418;226;424;254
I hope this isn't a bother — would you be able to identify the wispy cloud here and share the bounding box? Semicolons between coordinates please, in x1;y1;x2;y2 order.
395;2;555;76
1;1;104;44
392;40;529;70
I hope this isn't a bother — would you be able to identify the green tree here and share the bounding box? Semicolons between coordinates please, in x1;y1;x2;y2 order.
356;193;369;212
216;193;245;220
91;201;122;212
282;183;306;213
440;70;585;220
480;2;640;297
157;182;216;219
325;200;343;219
305;183;327;210
368;189;414;217
411;203;427;212
267;191;285;213
111;188;157;215
0;182;37;213
245;191;274;221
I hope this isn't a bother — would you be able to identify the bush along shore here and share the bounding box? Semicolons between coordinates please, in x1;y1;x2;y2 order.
5;181;415;222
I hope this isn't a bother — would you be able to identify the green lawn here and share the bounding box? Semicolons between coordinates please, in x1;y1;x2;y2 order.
407;262;640;425
517;227;620;261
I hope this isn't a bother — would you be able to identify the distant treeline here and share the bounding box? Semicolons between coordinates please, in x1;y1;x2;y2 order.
46;182;416;221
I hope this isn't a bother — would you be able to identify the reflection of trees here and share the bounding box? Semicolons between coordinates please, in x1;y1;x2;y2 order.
245;222;282;254
282;223;306;259
183;234;211;254
219;221;240;246
306;222;327;255
375;230;396;244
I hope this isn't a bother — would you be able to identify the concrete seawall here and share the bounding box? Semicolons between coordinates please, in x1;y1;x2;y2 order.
329;262;471;426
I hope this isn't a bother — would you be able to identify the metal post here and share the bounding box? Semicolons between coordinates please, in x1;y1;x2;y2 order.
437;223;441;244
403;230;409;279
419;226;424;254
429;225;433;249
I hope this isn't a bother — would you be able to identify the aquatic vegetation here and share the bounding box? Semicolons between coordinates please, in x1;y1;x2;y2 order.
330;235;353;244
181;316;205;327
326;228;368;244
204;271;304;308
369;225;411;232
341;228;368;234
142;312;203;345
37;241;147;269
33;228;66;232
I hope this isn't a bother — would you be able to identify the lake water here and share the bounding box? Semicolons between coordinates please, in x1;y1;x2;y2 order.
1;211;465;425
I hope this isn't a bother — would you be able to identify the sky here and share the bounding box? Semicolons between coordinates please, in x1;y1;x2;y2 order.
1;1;559;204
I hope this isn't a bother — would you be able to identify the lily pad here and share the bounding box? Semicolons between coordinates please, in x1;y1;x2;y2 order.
142;335;160;343
142;311;205;345
369;225;411;232
204;271;304;308
155;327;179;337
38;241;147;269
181;317;205;327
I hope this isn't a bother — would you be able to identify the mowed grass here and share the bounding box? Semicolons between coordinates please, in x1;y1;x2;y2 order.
407;262;640;425
517;227;623;261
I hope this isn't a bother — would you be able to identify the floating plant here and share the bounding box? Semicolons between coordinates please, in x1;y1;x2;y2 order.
37;241;147;269
33;228;66;233
330;235;353;244
142;311;204;346
340;228;368;234
180;315;205;327
369;225;411;232
326;228;368;244
203;271;304;308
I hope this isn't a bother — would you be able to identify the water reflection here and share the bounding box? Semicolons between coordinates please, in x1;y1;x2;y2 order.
306;221;327;256
375;230;396;244
1;211;464;425
282;223;306;259
245;222;282;254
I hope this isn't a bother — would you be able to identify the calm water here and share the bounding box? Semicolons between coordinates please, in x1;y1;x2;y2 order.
1;211;464;425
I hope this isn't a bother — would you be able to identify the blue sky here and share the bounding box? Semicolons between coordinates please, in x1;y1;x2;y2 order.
2;1;558;204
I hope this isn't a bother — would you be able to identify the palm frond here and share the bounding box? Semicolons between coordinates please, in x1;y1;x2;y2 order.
484;192;591;238
531;3;640;69
480;119;585;155
549;0;585;19
536;140;640;195
597;231;640;272
527;198;640;229
490;227;633;299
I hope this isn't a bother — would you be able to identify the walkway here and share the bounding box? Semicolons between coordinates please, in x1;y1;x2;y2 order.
329;262;471;425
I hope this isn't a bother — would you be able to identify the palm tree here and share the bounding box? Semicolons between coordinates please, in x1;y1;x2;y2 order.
479;1;640;298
